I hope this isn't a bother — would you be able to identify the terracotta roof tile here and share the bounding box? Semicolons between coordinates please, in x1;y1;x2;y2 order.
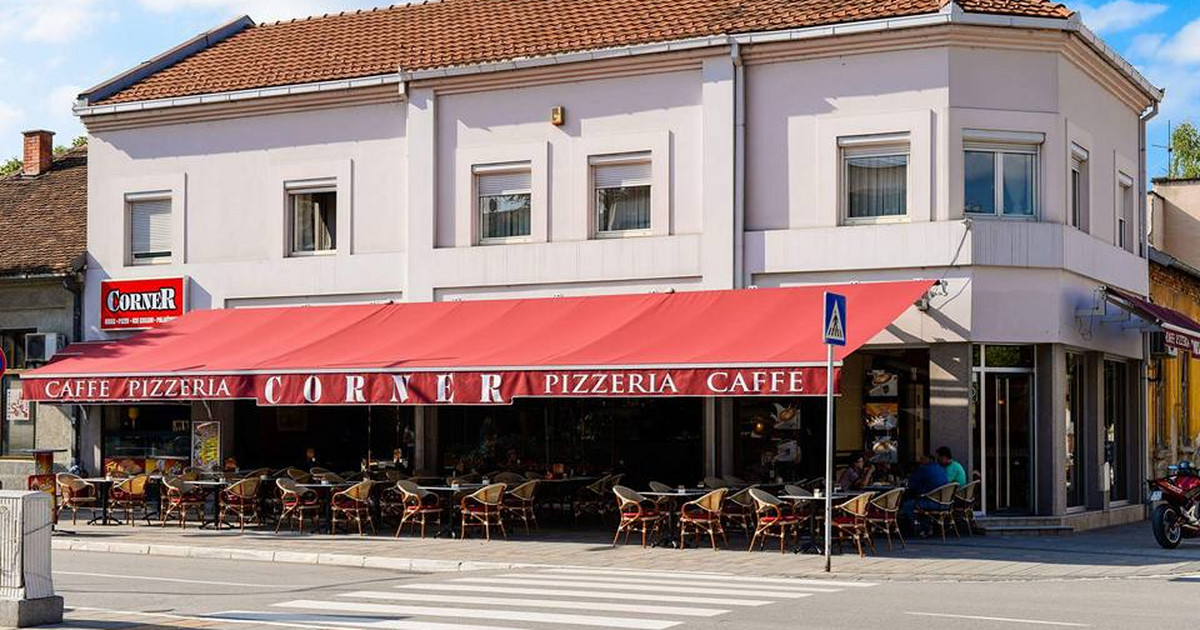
95;0;1071;105
0;147;87;277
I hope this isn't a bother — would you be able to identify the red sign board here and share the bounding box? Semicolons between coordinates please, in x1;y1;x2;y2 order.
100;277;187;331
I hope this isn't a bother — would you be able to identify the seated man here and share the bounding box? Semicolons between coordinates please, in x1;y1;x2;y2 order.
937;446;967;487
899;455;949;537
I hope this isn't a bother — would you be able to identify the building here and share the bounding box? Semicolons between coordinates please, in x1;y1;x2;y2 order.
0;130;87;489
1146;180;1200;476
30;0;1162;529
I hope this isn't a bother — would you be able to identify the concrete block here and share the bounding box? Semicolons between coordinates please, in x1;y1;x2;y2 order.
0;596;63;627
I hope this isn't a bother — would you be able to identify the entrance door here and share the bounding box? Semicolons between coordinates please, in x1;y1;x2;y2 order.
978;372;1034;514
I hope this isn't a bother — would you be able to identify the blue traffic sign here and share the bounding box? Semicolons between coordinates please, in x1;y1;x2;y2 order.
823;292;847;346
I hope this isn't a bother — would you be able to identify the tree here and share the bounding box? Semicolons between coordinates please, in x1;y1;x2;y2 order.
1170;121;1200;179
0;157;20;177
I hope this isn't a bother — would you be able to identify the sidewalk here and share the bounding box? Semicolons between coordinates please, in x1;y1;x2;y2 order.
50;520;1200;582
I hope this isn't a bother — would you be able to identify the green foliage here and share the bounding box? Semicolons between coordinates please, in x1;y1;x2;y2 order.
71;135;87;148
0;157;21;177
1170;121;1200;179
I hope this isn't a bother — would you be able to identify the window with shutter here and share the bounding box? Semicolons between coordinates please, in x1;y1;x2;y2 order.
475;164;531;242
128;197;172;263
591;153;651;235
288;188;337;255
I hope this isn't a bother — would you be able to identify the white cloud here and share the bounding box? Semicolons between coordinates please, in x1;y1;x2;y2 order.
0;0;106;44
1074;0;1168;35
136;0;356;22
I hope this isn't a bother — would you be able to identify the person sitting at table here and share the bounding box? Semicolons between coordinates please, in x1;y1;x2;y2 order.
871;461;897;487
937;446;967;487
836;454;873;490
900;454;949;537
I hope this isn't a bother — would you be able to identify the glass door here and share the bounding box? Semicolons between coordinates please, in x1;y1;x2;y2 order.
972;345;1036;516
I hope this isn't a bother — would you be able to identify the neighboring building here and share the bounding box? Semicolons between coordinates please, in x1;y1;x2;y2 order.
0;130;86;489
1147;181;1200;476
45;0;1160;528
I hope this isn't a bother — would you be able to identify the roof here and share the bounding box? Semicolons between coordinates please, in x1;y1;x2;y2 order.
90;0;1072;105
0;146;87;278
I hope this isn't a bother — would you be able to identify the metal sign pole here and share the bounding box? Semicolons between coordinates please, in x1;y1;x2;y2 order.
824;342;833;573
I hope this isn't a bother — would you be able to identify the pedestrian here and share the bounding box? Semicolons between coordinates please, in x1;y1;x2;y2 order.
937;446;967;487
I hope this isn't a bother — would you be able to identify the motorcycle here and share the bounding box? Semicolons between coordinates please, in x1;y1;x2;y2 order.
1148;460;1200;549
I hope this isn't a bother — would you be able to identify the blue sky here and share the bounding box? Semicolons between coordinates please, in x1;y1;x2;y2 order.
0;0;1196;176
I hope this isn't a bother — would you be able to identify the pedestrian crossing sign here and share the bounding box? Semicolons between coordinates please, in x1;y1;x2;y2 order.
823;292;846;346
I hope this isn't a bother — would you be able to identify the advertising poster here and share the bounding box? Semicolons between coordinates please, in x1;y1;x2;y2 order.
867;370;899;398
6;381;29;422
191;421;220;469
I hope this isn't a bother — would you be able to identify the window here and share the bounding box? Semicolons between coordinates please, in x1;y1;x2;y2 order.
963;130;1041;218
128;196;171;264
592;153;651;236
0;329;34;370
1118;174;1134;252
475;163;531;242
1070;144;1090;231
288;186;337;255
840;134;909;221
1066;352;1085;508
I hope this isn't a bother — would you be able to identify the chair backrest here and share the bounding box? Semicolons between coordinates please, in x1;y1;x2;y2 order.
395;479;421;496
494;472;525;485
508;480;538;501
784;484;812;498
956;479;980;503
310;467;332;476
287;468;313;483
923;482;959;506
612;485;647;507
722;474;746;487
869;487;904;512
276;477;302;497
317;471;346;483
688;488;728;513
837;492;875;518
468;483;506;505
702;476;727;489
648;481;673;493
227;477;261;498
727;487;754;508
56;473;84;492
747;487;782;512
242;467;271;479
584;476;609;494
343;479;373;501
604;474;624;491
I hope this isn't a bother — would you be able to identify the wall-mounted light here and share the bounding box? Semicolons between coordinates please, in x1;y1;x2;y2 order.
550;106;565;126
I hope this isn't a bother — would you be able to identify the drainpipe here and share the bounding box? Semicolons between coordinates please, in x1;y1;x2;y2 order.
62;266;84;470
731;40;746;288
1138;100;1158;497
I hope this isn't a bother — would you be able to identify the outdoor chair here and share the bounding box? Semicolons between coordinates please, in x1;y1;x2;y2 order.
502;480;540;533
722;474;747;487
332;479;376;535
493;471;526;485
286;468;314;484
219;477;262;530
953;480;980;534
832;491;876;557
722;487;756;537
612;485;666;548
109;474;151;526
181;467;204;482
748;488;801;554
161;476;206;529
310;466;333;476
573;475;611;522
315;470;347;483
55;473;97;525
679;488;728;550
394;480;441;538
448;473;480;485
867;488;906;550
783;484;812;498
460;483;507;541
241;467;271;479
702;476;728;489
915;482;960;540
276;478;322;534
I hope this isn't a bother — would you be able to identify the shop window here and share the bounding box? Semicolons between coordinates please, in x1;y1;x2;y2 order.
591;153;651;236
1118;174;1134;253
128;195;172;264
963;130;1041;218
288;183;337;255
1104;360;1129;502
102;405;192;474
475;163;532;243
0;329;34;370
1065;352;1085;508
1070;144;1090;231
840;133;909;222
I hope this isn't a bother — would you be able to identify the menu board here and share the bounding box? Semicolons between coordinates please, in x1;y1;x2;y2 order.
191;421;220;469
864;369;900;464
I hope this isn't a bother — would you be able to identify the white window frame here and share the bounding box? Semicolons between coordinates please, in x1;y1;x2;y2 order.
474;162;533;245
286;179;338;257
1070;143;1090;232
590;152;653;239
1117;172;1134;253
963;132;1042;220
839;132;911;225
126;191;173;266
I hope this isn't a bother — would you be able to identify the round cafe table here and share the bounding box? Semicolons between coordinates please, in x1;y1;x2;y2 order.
79;477;121;526
418;484;486;538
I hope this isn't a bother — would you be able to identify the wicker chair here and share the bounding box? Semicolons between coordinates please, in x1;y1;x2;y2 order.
612;485;666;548
502;480;539;533
953;480;980;534
110;474;151;525
702;476;728;490
276;478;322;534
315;470;346;484
219;477;262;530
867;488;905;550
748;488;801;554
573;475;611;522
241;467;271;479
722;487;756;537
286;468;314;484
331;480;376;535
722;474;747;487
161;476;206;529
181;467;204;482
460;483;507;541
394;480;441;538
55;473;97;525
679;488;728;550
832;492;876;557
916;482;960;540
493;471;526;485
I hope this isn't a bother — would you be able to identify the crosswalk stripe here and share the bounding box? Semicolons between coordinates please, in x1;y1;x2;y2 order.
497;573;842;593
275;599;683;630
396;583;774;607
539;568;877;588
452;577;813;599
340;591;728;617
212;609;527;630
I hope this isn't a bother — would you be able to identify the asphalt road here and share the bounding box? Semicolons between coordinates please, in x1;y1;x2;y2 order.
51;550;1198;630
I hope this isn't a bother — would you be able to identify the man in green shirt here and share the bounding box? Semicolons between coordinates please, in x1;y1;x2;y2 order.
937;446;967;486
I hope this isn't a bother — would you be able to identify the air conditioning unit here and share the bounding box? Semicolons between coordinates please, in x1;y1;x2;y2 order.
1149;331;1177;358
23;333;62;365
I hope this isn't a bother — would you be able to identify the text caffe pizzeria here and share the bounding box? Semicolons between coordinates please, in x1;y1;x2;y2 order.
25;279;939;490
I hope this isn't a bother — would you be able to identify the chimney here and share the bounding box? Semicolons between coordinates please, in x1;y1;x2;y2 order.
22;129;54;177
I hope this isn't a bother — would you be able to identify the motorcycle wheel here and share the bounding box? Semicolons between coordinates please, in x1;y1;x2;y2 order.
1151;503;1183;549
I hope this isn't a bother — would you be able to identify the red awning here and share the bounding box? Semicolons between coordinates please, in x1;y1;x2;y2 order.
1106;286;1200;357
24;280;933;405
